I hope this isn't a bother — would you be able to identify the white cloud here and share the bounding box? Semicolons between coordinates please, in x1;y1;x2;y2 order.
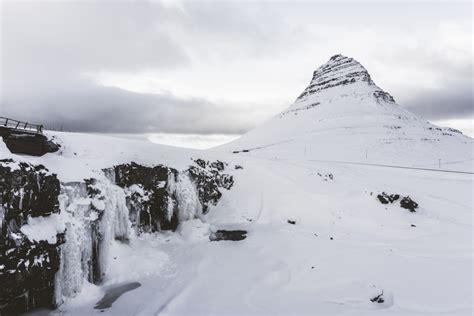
147;133;240;149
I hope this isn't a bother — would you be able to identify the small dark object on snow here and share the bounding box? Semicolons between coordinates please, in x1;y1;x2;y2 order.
232;151;239;154
330;237;333;240
311;266;315;269
376;192;419;213
287;220;296;225
242;149;250;153
235;165;243;170
400;196;418;212
210;230;247;241
370;292;385;304
377;192;400;204
411;224;416;227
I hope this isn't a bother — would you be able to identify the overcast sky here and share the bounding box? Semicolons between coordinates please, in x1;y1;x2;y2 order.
0;0;472;147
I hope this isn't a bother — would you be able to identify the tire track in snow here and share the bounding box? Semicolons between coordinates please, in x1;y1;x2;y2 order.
307;159;474;175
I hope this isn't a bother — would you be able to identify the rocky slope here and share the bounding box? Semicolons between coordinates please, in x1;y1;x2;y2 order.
296;54;395;104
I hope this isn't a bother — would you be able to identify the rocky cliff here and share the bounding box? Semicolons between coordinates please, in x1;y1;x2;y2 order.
0;159;63;313
0;158;234;313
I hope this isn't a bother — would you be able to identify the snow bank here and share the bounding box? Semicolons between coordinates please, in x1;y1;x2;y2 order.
20;213;66;244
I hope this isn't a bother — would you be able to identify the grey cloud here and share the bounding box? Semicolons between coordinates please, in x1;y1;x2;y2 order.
1;1;189;97
2;84;263;134
0;0;288;135
404;82;473;120
399;58;473;120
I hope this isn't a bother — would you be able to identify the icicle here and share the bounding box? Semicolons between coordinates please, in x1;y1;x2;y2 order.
54;178;133;304
55;182;92;304
173;171;202;222
18;188;24;210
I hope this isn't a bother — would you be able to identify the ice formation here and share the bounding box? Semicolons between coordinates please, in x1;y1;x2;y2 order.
52;161;232;307
54;179;133;304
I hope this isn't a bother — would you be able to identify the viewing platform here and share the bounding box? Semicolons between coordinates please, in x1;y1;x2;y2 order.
0;117;59;156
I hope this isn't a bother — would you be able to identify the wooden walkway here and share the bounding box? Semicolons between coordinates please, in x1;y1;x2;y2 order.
0;117;43;135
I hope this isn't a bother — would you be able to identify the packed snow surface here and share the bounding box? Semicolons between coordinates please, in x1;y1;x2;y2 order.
20;214;66;244
9;55;473;315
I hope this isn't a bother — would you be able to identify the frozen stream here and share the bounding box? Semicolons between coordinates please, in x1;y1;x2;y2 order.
94;282;141;310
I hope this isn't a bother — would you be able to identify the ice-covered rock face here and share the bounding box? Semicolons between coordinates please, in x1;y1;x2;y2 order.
1;158;236;314
0;159;64;314
296;54;395;104
111;159;234;233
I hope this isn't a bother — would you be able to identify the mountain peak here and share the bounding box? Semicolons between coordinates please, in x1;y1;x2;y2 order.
296;54;395;104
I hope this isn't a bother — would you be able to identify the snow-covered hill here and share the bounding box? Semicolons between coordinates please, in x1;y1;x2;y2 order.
1;55;472;316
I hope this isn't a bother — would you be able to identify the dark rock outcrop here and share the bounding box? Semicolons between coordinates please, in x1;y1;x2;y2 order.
0;159;64;314
110;159;234;232
376;192;418;213
370;292;385;303
317;173;334;181
377;192;400;204
296;54;395;104
210;230;247;241
373;90;395;103
188;159;234;214
113;162;179;232
400;196;418;212
0;128;60;157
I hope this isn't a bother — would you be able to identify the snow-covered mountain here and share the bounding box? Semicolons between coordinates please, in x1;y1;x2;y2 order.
1;55;472;316
219;54;472;171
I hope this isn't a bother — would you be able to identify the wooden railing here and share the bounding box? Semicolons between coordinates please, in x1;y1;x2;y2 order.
0;117;43;134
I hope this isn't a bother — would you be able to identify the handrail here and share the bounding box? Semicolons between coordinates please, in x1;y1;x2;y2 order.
0;116;43;134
